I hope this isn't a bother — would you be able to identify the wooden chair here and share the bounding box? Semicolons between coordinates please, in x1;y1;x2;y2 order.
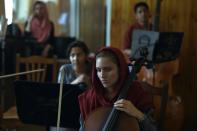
140;81;169;131
1;54;58;131
15;54;58;83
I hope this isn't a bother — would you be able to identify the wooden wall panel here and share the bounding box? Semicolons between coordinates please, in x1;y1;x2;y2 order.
184;0;197;126
111;0;134;48
159;0;192;92
190;0;197;89
79;0;105;52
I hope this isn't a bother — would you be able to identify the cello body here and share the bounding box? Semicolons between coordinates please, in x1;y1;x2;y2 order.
84;107;140;131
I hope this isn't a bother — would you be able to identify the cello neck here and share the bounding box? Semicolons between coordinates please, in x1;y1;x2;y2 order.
152;0;161;31
102;64;140;131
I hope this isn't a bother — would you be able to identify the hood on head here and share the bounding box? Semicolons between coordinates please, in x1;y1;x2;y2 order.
92;47;129;95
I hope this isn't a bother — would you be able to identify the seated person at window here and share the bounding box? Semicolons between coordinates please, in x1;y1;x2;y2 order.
24;1;54;57
78;47;157;131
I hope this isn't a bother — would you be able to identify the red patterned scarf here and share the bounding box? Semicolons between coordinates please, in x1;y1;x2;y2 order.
30;7;51;43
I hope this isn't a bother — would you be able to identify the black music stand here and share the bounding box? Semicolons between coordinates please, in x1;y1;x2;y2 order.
14;80;86;129
131;29;184;64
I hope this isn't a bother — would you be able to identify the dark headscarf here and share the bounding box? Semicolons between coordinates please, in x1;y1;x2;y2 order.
78;47;153;121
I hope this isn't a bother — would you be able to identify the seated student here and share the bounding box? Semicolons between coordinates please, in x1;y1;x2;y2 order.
50;41;92;131
123;2;151;56
57;40;92;87
24;1;54;57
124;2;153;84
78;47;157;131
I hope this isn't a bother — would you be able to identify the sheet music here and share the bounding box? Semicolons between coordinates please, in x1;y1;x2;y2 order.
131;29;183;63
131;29;159;62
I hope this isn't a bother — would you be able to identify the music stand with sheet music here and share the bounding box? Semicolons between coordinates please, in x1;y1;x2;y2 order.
131;29;184;64
14;80;86;129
